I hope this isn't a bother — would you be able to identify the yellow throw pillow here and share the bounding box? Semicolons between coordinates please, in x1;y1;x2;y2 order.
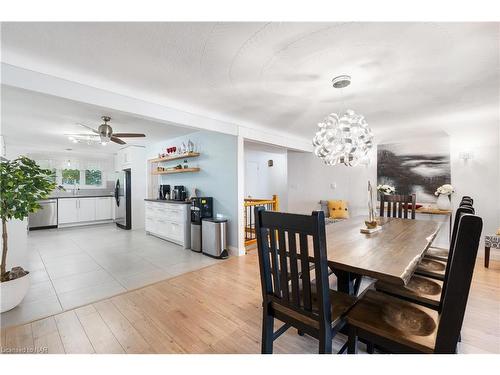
497;227;500;235
327;200;349;219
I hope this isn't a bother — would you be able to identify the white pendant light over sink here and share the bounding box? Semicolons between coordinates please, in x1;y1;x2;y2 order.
312;76;373;167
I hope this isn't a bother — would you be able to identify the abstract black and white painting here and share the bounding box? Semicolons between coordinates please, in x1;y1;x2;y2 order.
377;137;451;203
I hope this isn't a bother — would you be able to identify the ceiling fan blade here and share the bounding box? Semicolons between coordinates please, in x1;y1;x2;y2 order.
112;133;146;138
76;123;99;134
110;136;126;145
65;133;100;138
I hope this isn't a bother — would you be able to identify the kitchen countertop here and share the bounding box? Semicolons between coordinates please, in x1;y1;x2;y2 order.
144;199;192;204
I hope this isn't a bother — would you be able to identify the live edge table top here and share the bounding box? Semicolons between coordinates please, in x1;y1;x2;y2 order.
321;216;442;286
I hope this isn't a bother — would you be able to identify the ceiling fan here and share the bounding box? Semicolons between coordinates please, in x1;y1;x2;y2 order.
66;116;146;145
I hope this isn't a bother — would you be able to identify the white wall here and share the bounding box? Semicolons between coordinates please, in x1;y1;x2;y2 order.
244;142;288;211
287;148;376;216
448;129;500;258
287;127;500;260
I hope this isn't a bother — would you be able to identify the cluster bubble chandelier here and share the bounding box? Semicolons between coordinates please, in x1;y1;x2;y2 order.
312;75;373;166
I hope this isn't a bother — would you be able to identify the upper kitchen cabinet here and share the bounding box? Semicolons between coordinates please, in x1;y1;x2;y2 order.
115;145;145;171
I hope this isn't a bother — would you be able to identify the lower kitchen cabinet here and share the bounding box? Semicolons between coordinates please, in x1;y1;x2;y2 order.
78;198;97;222
58;198;79;224
145;201;190;248
58;197;114;226
95;197;114;220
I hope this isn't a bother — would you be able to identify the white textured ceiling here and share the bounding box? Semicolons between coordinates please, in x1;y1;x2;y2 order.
1;22;499;142
0;86;192;154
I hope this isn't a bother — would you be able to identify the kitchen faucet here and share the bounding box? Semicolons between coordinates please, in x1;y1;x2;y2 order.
72;181;80;196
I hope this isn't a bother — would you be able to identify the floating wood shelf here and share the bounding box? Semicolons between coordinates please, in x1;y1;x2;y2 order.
149;152;200;163
152;167;201;175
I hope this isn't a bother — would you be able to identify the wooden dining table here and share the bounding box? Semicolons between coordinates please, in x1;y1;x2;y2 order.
321;216;442;296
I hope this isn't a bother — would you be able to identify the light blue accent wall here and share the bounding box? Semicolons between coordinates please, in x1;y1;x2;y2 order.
149;131;239;248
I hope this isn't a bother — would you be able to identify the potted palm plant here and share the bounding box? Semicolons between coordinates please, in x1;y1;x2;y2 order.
0;156;56;312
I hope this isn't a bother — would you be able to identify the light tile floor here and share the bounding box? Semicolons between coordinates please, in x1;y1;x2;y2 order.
1;223;220;327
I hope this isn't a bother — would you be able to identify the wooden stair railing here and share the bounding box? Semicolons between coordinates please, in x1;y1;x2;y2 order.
244;195;279;248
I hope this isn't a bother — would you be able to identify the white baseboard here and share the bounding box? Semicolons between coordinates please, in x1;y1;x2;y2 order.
57;219;114;228
228;245;245;257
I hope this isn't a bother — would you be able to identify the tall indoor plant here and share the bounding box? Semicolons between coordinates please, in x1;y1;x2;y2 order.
0;156;56;312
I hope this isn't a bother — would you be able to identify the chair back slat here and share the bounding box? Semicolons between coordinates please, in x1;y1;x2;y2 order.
277;229;290;302
287;232;301;307
435;214;483;353
380;194;416;219
299;233;313;311
255;207;331;325
268;229;281;297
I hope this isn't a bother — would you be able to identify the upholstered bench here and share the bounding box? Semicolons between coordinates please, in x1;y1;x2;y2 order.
485;234;500;268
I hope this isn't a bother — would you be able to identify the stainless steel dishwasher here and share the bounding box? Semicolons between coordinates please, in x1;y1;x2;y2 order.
28;199;58;230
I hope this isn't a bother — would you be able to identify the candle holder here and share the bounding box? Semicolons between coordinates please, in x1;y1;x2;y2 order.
361;181;380;234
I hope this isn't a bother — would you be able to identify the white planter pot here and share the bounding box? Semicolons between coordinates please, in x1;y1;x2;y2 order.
436;194;451;210
0;273;30;313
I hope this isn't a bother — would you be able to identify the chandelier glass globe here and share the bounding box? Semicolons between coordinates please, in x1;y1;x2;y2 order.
312;109;373;166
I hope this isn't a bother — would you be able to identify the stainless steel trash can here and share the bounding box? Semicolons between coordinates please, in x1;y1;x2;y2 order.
201;218;228;259
191;223;202;252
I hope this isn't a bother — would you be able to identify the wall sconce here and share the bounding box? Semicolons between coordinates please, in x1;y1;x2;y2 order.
459;151;474;163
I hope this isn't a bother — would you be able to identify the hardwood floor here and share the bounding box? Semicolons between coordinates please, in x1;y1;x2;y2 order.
1;253;499;354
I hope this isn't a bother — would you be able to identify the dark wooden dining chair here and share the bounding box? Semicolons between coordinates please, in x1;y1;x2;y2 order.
347;214;483;354
461;196;473;205
375;206;474;311
254;206;357;354
415;204;475;281
459;201;474;211
426;205;474;262
379;194;416;219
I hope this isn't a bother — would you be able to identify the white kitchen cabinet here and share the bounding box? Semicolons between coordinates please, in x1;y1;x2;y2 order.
95;197;113;220
144;201;190;248
58;197;114;227
78;198;97;222
58;198;79;224
116;147;134;170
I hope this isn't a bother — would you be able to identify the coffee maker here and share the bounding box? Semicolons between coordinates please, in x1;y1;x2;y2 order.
172;185;187;201
158;184;170;200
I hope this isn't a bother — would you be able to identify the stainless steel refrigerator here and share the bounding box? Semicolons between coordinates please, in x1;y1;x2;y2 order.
115;169;131;229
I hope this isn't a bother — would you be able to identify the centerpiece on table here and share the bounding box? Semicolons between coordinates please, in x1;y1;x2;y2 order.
434;184;454;210
361;181;381;234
